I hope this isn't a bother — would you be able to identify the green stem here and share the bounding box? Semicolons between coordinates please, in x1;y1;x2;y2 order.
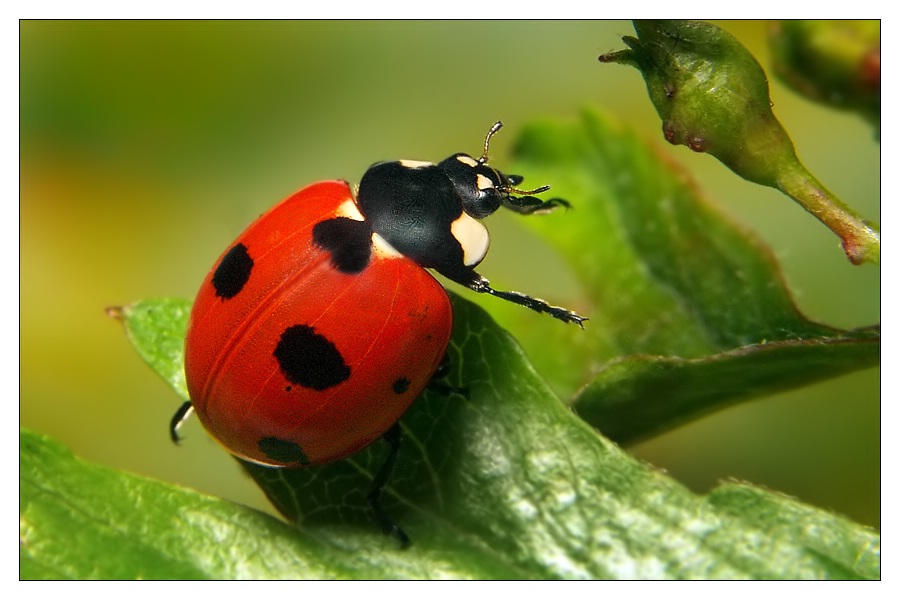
776;164;880;265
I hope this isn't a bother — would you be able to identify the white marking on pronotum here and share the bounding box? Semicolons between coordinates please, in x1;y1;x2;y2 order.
398;159;433;169
451;212;490;266
476;174;494;190
455;155;478;167
335;199;365;221
372;233;404;259
337;199;403;259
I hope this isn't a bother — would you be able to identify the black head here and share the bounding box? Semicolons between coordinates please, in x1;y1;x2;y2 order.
436;121;554;220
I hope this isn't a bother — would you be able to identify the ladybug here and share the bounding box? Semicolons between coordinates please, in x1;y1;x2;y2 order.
175;121;586;545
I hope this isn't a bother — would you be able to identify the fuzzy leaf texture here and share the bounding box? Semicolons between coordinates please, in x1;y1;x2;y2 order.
21;296;879;579
504;108;878;444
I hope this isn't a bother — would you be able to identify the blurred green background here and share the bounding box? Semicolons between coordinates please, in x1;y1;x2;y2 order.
21;21;879;528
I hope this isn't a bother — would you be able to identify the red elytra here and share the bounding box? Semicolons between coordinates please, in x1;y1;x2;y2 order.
184;180;453;468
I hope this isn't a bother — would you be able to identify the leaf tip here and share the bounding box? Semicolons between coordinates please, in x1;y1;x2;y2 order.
105;305;125;321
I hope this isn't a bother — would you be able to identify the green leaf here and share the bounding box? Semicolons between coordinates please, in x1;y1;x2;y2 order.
23;296;879;579
574;334;879;445
21;428;280;579
107;298;191;401
506;108;879;443
19;427;509;579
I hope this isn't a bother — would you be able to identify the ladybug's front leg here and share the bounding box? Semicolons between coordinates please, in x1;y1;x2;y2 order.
501;195;571;215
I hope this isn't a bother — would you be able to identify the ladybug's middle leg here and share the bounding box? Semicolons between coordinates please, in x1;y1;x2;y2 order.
440;264;587;327
367;423;411;548
425;353;469;398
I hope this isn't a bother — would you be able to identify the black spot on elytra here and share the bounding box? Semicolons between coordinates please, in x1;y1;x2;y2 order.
393;377;411;394
274;324;350;390
312;217;373;273
258;436;310;465
212;243;254;299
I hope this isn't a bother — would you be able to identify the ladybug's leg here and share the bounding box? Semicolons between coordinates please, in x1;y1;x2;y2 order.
476;280;586;326
367;423;411;548
426;353;469;398
501;195;571;215
442;266;587;327
169;401;194;444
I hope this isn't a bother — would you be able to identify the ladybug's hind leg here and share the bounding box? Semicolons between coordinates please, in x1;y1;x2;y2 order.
170;401;194;444
367;423;411;548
